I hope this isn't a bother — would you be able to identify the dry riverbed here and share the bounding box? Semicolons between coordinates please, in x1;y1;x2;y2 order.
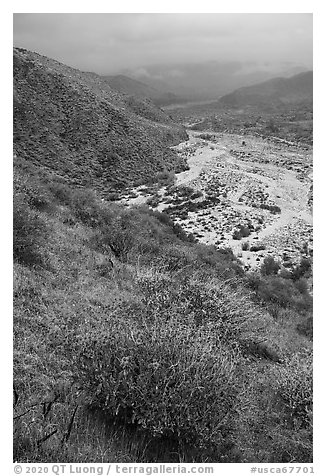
118;131;313;270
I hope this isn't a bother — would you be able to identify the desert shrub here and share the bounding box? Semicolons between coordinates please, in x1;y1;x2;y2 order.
194;245;244;278
13;198;48;267
250;243;266;252
273;351;313;429
137;275;257;344
157;245;194;271
278;268;293;279
107;191;121;201
89;206;193;261
176;185;195;198
25;186;52;211
191;190;203;199
48;182;73;205
14;171;53;211
185;200;200;213
151;210;174;227
292;258;312;281
233;226;250;240
246;273;312;312
296;315;313;339
70;188;104;227
260;203;281;214
146;195;160;208
90;220;135;260
242;241;249;251
74;314;240;452
232;230;241;240
258;277;296;307
261;256;280;276
198;133;214;140
235;356;313;463
155;170;175;186
237;225;250;239
73;273;280;457
294;277;309;294
149;210;195;243
172;223;196;243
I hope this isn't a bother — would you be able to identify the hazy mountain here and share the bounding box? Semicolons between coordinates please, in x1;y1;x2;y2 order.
124;61;309;102
218;71;313;108
102;74;182;106
13;48;187;193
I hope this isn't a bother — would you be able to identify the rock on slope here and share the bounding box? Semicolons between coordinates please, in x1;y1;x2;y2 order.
13;48;188;194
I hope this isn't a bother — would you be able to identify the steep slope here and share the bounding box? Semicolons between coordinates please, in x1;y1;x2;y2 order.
13;48;188;194
218;71;313;109
103;74;180;106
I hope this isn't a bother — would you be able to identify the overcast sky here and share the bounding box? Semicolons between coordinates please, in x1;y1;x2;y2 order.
13;13;313;74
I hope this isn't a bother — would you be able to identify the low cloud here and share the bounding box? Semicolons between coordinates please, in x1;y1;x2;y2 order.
13;13;313;74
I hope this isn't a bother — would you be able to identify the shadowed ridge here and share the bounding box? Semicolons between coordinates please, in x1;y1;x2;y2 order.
13;47;188;195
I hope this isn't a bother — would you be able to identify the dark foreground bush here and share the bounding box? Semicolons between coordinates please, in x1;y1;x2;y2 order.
74;314;240;454
261;256;280;276
232;225;250;240
250;243;266;252
292;258;312;281
260;203;281;214
242;241;249;251
72;274;260;455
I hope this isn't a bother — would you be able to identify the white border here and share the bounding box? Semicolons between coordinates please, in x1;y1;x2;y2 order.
2;4;323;474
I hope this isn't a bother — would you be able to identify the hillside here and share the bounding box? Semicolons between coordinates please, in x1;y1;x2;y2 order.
124;61;309;102
103;74;181;106
13;159;312;462
13;48;188;194
13;48;313;464
218;71;313;109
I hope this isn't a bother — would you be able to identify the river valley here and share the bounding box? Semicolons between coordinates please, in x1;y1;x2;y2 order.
119;130;313;271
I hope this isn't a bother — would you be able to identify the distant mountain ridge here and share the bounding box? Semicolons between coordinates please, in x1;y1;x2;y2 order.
218;71;313;108
123;61;310;102
103;74;182;106
13;48;188;193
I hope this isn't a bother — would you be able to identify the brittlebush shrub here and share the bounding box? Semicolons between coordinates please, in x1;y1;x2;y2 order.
74;314;240;451
72;275;264;454
137;276;254;339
